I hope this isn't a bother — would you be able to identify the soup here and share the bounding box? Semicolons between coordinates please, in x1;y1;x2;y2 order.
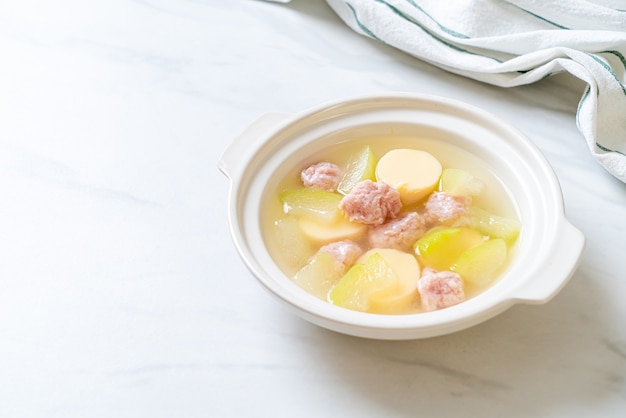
261;135;520;315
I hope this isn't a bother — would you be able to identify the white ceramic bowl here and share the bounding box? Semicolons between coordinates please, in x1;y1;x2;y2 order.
219;93;585;340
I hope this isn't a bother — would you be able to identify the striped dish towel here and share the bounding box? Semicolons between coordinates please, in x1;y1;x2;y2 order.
325;0;626;183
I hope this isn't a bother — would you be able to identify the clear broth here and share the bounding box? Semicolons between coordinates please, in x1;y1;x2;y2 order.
260;134;520;312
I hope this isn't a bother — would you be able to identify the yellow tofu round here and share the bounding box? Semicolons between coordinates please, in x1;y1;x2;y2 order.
357;248;421;314
298;217;367;244
376;149;442;205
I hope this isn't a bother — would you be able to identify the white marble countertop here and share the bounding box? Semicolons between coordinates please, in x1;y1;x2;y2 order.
1;1;625;417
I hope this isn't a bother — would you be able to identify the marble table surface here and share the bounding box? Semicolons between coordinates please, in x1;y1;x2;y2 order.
1;1;625;417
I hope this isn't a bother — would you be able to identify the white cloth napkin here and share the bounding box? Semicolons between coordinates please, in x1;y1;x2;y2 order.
325;0;626;183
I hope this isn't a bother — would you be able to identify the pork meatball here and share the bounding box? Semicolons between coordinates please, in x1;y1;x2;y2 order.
301;162;343;192
418;267;465;312
368;212;428;250
339;180;402;225
318;240;363;271
424;191;471;224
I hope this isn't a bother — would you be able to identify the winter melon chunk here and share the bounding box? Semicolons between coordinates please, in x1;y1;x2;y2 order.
330;253;398;312
337;145;377;195
440;168;484;197
456;207;521;243
414;226;484;271
293;251;345;300
451;238;507;287
279;188;342;222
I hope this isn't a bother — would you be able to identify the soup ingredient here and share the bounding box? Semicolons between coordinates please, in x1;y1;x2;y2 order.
339;180;402;225
456;206;521;243
357;248;421;314
368;211;428;251
298;216;367;243
440;168;485;197
337;146;377;195
293;251;342;299
451;238;507;286
329;252;398;312
418;267;465;312
414;226;484;271
273;216;316;270
301;161;343;192
268;143;521;315
424;191;471;224
320;240;364;270
293;240;363;299
376;149;442;205
280;188;343;222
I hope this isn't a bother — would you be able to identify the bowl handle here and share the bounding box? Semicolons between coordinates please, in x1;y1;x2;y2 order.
218;112;293;180
513;220;585;303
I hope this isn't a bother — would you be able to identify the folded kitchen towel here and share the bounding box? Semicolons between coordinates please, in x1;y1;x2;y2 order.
325;0;626;183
